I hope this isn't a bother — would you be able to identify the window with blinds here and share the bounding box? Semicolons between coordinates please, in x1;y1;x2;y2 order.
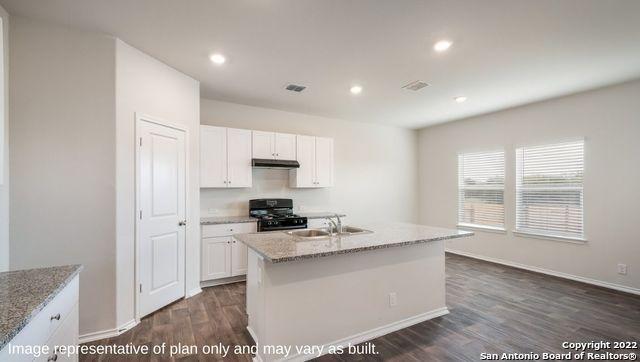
515;140;584;239
458;150;505;229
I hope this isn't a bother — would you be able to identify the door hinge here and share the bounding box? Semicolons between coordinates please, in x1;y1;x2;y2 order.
139;210;143;219
139;137;143;147
139;284;142;293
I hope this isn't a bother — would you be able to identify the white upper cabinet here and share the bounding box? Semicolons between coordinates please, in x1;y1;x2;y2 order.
291;135;316;187
200;126;227;188
226;128;252;187
314;137;334;187
252;130;274;159
290;135;334;188
200;125;252;188
252;131;297;160
275;133;296;160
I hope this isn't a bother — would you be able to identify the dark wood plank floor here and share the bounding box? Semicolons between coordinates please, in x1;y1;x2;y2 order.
81;253;640;361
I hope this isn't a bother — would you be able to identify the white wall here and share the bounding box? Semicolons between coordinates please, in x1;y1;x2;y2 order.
0;4;9;272
115;40;200;327
9;16;117;334
418;79;640;292
200;99;419;225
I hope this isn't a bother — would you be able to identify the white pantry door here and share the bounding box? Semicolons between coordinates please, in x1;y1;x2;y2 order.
137;117;186;318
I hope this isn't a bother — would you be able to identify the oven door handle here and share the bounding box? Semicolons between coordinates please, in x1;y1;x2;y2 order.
260;224;307;231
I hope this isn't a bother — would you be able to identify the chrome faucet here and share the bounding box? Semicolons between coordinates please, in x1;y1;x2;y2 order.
325;214;342;235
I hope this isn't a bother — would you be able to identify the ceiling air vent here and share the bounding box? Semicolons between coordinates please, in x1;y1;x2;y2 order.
285;84;307;92
402;80;430;91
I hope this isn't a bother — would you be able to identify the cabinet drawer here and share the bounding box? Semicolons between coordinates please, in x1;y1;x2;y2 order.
202;222;256;238
0;276;79;362
36;303;79;362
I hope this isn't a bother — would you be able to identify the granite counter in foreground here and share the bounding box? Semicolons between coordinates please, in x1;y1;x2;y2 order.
234;222;473;263
0;264;83;350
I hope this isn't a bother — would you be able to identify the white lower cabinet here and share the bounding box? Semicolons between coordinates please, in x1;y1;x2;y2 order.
0;276;79;362
231;239;248;276
202;237;232;280
201;222;256;281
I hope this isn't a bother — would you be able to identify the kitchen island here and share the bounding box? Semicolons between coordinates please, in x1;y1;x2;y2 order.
234;222;473;361
0;265;82;361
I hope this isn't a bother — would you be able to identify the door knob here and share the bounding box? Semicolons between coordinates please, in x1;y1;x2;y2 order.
179;220;187;226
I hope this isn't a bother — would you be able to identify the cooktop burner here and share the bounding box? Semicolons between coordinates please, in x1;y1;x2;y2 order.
249;199;308;232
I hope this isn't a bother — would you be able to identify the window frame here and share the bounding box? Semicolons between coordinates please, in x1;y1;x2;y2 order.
457;149;506;232
513;139;586;242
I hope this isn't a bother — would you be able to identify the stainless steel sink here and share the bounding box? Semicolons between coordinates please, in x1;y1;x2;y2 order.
287;226;373;239
287;229;331;239
337;226;373;235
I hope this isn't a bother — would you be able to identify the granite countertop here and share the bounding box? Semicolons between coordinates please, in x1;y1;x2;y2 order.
234;222;473;263
200;212;346;225
200;215;257;225
0;264;83;350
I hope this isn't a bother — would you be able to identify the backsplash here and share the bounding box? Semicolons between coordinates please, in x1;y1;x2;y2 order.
200;168;334;216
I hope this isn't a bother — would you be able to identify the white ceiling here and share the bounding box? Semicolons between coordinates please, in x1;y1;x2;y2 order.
2;0;640;129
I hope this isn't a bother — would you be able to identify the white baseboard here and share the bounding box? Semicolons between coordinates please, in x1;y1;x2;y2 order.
200;275;246;288
79;319;139;344
253;307;449;362
187;287;202;298
446;249;640;296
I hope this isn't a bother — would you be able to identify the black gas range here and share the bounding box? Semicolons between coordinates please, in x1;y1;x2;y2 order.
249;199;308;232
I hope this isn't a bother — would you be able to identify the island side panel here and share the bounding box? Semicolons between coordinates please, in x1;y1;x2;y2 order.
246;248;266;344
260;240;446;360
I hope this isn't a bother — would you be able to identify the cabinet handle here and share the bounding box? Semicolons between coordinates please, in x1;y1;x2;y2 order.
227;241;231;244
50;313;61;321
47;354;58;362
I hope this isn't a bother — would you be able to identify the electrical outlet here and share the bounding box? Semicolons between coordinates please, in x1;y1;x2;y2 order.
389;292;397;307
617;263;628;275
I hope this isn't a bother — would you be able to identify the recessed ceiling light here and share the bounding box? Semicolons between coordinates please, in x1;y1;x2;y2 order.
454;96;467;103
209;53;226;65
350;85;363;95
433;40;452;52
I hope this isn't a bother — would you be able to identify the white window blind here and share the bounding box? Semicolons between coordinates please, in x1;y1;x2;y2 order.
458;150;505;229
516;140;584;239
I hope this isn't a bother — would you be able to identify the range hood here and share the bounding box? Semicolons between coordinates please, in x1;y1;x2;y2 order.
252;158;300;169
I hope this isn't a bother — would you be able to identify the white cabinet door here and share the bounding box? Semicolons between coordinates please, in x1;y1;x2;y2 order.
202;237;232;280
227;128;252;188
231;238;248;276
275;132;296;160
252;131;275;159
290;135;316;187
200;125;227;188
315;137;334;187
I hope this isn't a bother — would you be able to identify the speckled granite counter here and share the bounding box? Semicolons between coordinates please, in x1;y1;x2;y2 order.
234;222;473;263
0;265;82;350
200;212;346;225
200;215;257;225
